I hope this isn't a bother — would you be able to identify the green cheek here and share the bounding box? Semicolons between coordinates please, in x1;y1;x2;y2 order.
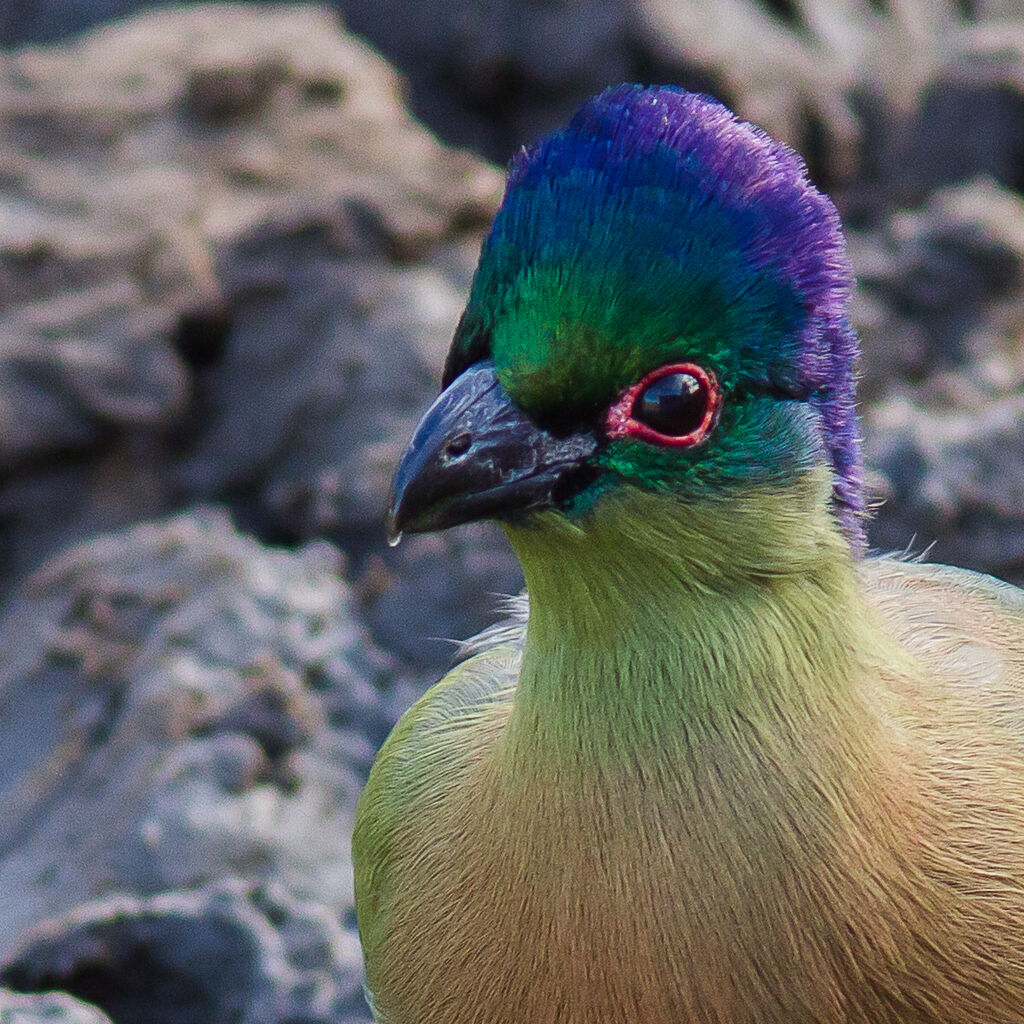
561;477;612;519
569;400;824;516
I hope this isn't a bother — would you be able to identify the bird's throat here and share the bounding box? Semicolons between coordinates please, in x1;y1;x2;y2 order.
501;474;886;768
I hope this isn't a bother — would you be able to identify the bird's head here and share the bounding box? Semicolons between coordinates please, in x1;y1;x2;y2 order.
390;85;865;578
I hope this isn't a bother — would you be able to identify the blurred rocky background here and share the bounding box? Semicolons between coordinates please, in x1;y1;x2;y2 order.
0;1;1022;1021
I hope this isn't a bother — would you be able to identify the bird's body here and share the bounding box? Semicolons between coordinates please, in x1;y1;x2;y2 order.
354;85;1024;1022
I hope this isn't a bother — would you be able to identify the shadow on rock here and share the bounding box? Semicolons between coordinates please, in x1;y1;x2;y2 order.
1;883;366;1024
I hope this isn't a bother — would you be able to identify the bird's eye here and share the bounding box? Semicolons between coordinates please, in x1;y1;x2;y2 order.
635;372;709;436
605;362;720;448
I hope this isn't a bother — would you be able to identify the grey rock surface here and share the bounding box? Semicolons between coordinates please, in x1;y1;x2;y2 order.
297;0;1024;215
636;0;1024;201
0;2;503;590
0;1;1019;641
0;990;112;1024
856;181;1024;580
179;239;525;671
5;1;1024;201
0;2;520;674
0;509;380;1017
2;884;365;1024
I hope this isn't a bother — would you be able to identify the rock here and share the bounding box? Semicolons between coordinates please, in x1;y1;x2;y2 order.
852;179;1024;400
0;509;387;978
0;989;112;1024
358;524;524;674
179;247;477;550
8;1;1024;204
0;281;188;469
0;3;503;592
0;3;524;675
858;180;1024;581
1;884;367;1024
0;0;1021;637
6;0;1024;210
337;0;1024;208
0;4;497;258
2;0;1023;636
865;392;1024;580
341;0;632;159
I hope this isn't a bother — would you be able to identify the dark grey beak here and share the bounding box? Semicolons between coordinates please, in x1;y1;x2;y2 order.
388;361;598;539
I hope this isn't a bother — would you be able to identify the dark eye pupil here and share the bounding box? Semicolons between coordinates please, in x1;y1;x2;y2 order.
635;372;708;436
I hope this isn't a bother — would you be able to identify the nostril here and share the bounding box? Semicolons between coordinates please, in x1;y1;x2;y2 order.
444;433;472;459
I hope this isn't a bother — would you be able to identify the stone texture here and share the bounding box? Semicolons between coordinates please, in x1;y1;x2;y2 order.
2;884;365;1024
0;990;112;1024
0;3;521;677
0;1;1020;644
177;238;525;672
637;0;1024;198
335;0;1024;210
0;2;502;590
0;510;383;1018
6;1;1024;199
858;181;1024;580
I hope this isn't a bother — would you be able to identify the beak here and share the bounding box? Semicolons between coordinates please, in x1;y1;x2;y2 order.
388;361;598;539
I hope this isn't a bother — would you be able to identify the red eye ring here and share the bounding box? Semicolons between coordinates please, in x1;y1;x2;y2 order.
605;362;721;447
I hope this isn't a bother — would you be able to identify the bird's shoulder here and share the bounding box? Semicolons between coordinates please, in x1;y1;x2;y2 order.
352;627;523;960
358;595;526;814
860;555;1024;701
355;637;522;823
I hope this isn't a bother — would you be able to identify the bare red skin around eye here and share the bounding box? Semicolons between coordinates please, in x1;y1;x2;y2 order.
604;362;721;447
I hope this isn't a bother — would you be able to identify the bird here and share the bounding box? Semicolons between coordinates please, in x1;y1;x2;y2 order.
352;84;1024;1024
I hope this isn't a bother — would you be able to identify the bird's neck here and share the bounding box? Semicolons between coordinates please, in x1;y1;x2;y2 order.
480;477;923;1022
501;472;889;767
